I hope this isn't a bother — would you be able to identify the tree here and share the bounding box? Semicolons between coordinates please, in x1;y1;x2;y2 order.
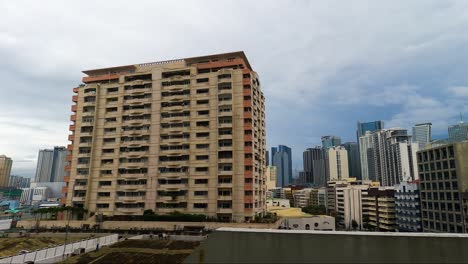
334;215;342;229
351;219;358;231
302;205;326;215
362;215;371;231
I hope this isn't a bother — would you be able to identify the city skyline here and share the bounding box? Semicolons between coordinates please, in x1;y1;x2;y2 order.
1;1;468;176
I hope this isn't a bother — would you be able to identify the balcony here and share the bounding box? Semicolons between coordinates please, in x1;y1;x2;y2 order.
217;208;233;214
125;87;151;95
73;87;80;93
158;183;189;190
120;150;149;157
74;185;87;191
121;140;149;147
69;125;76;131
125;97;152;105
68;134;75;141
124;108;151;115
218;195;233;201
72;196;86;202
120;161;148;168
66;154;73;161
244;146;253;153
71;105;77;112
115;207;144;214
122;129;150;136
119;173;147;179
218;182;233;188
244;134;253;141
119;185;146;191
70;115;76;121
72;95;78;102
67;144;73;151
117;196;146;203
61;186;68;193
64;165;72;172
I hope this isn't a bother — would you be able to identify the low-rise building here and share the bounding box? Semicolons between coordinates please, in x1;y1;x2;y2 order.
281;215;335;231
395;180;422;232
366;187;396;231
266;199;291;209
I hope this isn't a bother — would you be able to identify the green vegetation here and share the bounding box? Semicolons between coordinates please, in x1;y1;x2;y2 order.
31;206;88;221
302;205;327;215
352;219;358;231
0;236;92;257
61;239;200;264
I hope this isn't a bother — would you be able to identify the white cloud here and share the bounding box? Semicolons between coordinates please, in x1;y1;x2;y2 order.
447;86;468;97
2;0;468;172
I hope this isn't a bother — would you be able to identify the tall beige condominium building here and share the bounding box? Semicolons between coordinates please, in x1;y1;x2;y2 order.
327;146;349;181
64;52;267;222
0;155;13;188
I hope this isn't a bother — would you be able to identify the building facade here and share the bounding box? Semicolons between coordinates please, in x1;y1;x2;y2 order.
8;175;31;188
271;145;292;187
342;142;361;179
412;123;432;150
64;51;267;222
395;180;422;232
34;146;68;182
366;187;396;231
0;155;13;188
448;121;468;142
364;128;419;186
302;147;327;187
357;120;384;139
321;136;341;149
418;141;468;233
327;146;349;181
266;166;277;190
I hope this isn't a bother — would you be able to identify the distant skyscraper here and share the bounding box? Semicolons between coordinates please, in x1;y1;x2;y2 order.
448;121;468;142
9;175;31;188
412;123;432;149
321;136;341;149
0;155;13;188
326;146;349;181
271;145;292;187
342;142;361;179
266;150;269;166
302;147;327;187
357;120;384;138
369;129;419;186
359;132;374;181
34;146;67;182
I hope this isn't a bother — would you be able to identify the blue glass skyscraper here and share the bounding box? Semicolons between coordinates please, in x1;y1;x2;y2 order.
271;145;292;187
357;120;384;138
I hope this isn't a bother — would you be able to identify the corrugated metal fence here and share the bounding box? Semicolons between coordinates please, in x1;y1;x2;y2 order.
0;234;118;264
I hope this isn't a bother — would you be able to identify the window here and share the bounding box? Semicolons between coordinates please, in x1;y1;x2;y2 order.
196;78;209;83
194;191;208;196
196;132;209;138
197;110;209;115
194;203;208;208
195;167;209;172
196;144;209;149
196;88;209;94
196;121;209;127
97;204;109;208
98;192;111;197
107;97;118;103
99;181;112;186
197;99;209;105
107;87;118;93
195;179;208;184
104;138;116;144
196;155;209;160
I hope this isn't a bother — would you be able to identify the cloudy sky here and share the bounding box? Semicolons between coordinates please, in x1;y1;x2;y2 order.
1;0;468;177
